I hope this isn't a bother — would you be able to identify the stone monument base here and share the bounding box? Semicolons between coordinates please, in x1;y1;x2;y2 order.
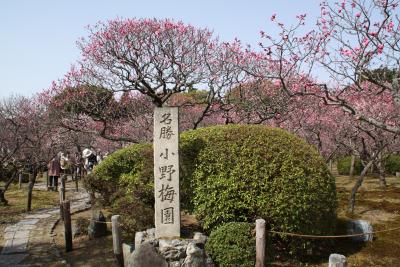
125;228;214;267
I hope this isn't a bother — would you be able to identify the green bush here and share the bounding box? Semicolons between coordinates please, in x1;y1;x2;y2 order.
337;156;363;175
89;140;199;235
205;222;255;267
384;155;400;175
112;191;154;240
187;125;337;235
87;144;154;234
92;143;153;205
90;124;337;254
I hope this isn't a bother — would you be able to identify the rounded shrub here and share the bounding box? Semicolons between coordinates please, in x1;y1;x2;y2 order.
205;222;255;267
384;155;400;175
88;143;155;235
92;143;153;205
183;125;337;238
337;156;363;175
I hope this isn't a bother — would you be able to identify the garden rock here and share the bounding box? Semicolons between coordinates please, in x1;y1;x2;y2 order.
183;242;207;267
127;241;168;267
329;254;347;267
129;229;213;267
347;219;373;242
88;210;107;238
135;227;156;249
193;232;207;244
159;239;188;261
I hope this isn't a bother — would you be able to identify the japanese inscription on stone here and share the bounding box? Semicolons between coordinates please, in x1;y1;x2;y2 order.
154;107;180;238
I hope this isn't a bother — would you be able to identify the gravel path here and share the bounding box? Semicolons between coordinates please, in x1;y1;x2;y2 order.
0;183;90;267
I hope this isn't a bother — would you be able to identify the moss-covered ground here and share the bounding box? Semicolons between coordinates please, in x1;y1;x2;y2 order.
275;174;400;267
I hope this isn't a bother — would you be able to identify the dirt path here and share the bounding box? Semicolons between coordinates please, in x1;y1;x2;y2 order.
0;182;90;267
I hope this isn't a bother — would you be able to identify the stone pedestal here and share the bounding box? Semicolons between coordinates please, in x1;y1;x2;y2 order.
128;229;213;267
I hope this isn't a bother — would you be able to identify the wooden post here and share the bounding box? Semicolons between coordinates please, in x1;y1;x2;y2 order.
63;200;73;252
18;172;23;189
46;171;49;191
59;184;65;203
75;167;79;192
256;219;266;267
27;171;36;212
61;174;66;199
59;184;65;220
112;215;124;267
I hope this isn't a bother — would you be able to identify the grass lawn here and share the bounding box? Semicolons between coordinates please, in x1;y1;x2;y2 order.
0;174;75;242
2;173;400;266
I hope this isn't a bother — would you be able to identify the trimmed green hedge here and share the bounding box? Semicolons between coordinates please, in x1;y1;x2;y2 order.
205;222;255;267
337;156;363;175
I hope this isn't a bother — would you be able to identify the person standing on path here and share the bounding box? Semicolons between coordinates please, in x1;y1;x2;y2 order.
47;156;61;191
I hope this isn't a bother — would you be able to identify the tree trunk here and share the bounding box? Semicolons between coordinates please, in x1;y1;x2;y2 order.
27;169;37;211
0;173;17;206
0;189;7;206
378;154;387;189
349;155;356;177
348;160;374;213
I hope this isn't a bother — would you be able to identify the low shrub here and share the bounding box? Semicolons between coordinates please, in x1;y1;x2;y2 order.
87;143;154;205
384;155;400;175
74;217;89;237
337;156;363;175
205;222;255;267
111;191;154;240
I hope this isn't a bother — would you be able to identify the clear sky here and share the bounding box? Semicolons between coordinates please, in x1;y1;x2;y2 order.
0;0;320;99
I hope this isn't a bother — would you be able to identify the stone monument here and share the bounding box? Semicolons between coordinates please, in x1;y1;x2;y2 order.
154;107;180;238
126;107;214;266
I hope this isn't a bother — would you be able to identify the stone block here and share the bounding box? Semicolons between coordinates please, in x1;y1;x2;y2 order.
329;254;347;267
154;107;181;239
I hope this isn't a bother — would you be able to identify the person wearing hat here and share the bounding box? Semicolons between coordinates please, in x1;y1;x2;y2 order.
82;148;97;174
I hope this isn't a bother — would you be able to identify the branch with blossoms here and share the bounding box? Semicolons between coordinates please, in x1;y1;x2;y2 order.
257;0;400;134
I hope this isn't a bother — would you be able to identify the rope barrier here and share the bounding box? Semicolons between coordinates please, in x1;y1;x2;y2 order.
268;226;400;239
70;218;112;224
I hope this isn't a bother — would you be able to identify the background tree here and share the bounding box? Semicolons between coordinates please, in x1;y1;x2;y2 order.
0;96;28;205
